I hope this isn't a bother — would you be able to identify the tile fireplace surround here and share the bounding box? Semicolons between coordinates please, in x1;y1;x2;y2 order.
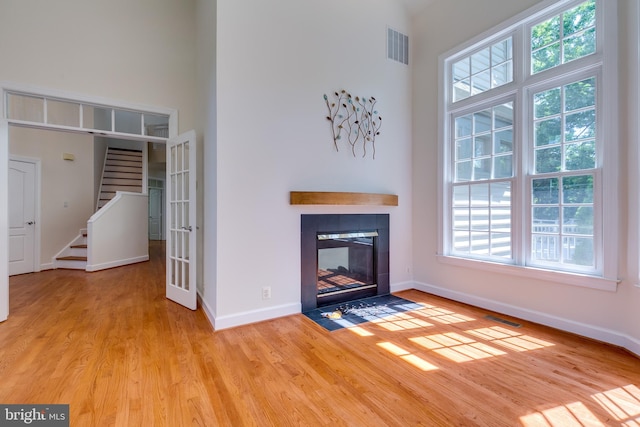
300;214;390;312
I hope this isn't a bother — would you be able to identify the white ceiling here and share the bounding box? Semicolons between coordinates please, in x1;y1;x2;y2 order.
400;0;436;15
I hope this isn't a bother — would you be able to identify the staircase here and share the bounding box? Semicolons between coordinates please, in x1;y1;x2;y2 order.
55;147;144;270
97;148;144;209
55;230;89;270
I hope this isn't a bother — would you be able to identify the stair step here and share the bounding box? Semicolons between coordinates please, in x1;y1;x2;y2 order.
104;165;142;173
102;178;143;186
101;185;142;192
70;244;87;249
98;147;143;212
108;154;143;161
105;163;142;170
108;158;142;163
103;171;143;179
108;148;143;155
56;256;88;261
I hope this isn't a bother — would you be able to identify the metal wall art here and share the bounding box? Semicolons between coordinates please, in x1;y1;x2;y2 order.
324;90;382;159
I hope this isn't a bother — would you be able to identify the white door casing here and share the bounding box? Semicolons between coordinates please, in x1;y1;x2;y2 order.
0;120;8;322
1;84;179;323
166;130;197;310
9;158;39;276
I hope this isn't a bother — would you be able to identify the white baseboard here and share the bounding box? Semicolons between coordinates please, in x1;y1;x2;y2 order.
39;263;54;271
86;255;149;272
410;281;640;358
214;302;301;331
623;334;640;358
197;292;216;329
191;280;640;359
390;281;415;293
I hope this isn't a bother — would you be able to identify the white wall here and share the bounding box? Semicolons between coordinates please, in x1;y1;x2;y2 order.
623;0;640;356
0;0;197;133
196;0;217;315
210;0;413;325
9;127;94;268
87;192;149;271
411;0;640;353
0;0;196;322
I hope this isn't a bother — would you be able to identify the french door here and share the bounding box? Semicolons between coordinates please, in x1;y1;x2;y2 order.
166;130;197;309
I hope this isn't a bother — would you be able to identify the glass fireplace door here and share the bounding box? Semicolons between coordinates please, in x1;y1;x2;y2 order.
316;231;377;305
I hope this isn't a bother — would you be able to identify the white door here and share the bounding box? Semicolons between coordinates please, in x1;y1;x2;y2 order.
9;159;37;276
166;130;197;310
149;185;163;240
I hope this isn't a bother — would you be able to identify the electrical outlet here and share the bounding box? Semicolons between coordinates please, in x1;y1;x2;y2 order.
262;286;271;300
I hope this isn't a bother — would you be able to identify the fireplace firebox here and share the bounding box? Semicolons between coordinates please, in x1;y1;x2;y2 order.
301;214;389;312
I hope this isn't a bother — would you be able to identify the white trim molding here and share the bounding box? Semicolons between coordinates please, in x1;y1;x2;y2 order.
197;292;216;329
437;254;619;292
409;281;639;358
0;119;8;322
213;303;302;331
86;255;149;272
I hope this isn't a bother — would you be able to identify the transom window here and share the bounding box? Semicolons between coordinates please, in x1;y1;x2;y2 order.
452;38;513;102
440;0;616;287
531;0;596;74
4;91;170;139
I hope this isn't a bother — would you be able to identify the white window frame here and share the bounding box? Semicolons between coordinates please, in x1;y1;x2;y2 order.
437;0;619;292
629;0;640;288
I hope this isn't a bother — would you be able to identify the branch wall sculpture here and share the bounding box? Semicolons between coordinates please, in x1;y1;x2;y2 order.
324;90;382;159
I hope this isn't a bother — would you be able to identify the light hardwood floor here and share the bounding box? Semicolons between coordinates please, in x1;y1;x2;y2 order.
1;241;639;426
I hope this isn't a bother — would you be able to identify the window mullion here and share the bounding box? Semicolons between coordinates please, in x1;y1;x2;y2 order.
513;24;528;267
515;84;528;267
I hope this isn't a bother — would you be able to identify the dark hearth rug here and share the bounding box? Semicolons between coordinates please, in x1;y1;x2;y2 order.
303;294;423;331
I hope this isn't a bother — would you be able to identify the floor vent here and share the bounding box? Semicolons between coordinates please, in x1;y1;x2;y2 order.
485;314;521;328
387;27;409;65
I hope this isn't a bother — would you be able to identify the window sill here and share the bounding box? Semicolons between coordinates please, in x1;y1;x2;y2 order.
436;255;619;292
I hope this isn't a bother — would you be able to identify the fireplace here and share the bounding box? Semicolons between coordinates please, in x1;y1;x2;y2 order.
301;214;389;312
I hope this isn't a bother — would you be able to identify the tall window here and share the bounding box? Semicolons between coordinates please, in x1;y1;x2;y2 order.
441;0;616;285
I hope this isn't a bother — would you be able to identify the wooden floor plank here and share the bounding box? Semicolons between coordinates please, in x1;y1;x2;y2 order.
0;241;638;426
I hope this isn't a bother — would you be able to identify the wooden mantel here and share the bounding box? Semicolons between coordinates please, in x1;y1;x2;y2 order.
290;191;398;206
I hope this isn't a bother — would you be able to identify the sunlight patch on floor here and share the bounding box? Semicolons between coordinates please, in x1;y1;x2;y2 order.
409;332;506;362
519;401;605;426
347;326;375;337
592;385;640;426
370;311;434;331
465;326;555;351
376;341;438;371
409;305;476;324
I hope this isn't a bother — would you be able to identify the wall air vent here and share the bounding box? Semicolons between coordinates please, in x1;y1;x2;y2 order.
387;27;409;65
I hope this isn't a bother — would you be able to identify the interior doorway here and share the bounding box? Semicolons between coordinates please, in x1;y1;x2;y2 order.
8;157;39;275
1;84;179;322
148;179;165;241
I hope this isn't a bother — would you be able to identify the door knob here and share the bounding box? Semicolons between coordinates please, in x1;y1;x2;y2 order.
26;221;35;225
